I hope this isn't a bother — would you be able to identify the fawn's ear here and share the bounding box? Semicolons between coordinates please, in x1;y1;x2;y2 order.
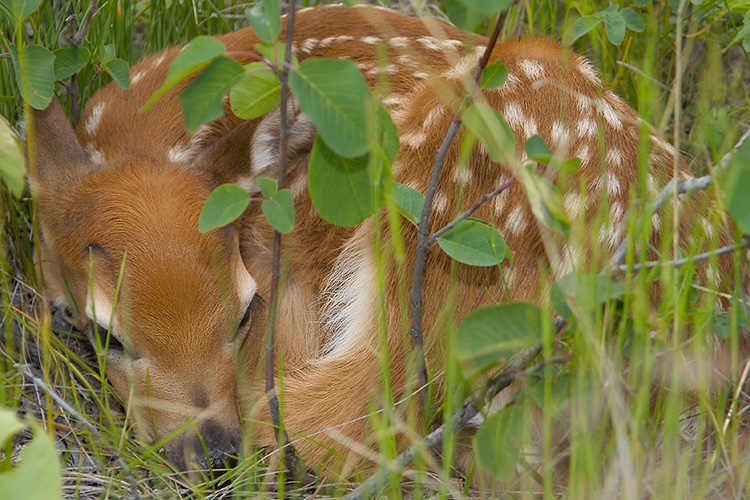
192;103;316;193
27;98;97;192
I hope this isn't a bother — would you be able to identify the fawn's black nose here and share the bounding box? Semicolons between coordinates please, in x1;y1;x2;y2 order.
164;420;241;473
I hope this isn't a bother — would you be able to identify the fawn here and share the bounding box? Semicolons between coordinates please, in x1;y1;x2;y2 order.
28;3;732;481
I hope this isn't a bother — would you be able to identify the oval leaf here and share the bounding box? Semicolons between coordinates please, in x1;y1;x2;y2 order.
53;46;91;80
0;410;62;500
456;303;547;378
474;404;526;480
102;57;130;89
180;56;245;132
289;58;373;158
518;166;570;234
245;0;281;43
437;218;506;267
199;183;251;232
525;134;552;163
9;44;55;110
392;183;425;224
141;36;227;112
480;61;508;90
308;136;380;227
620;8;645;32
229;63;280;119
257;177;277;199
461;103;515;164
604;11;626;45
261;188;295;233
0;118;25;197
0;0;41;22
563;16;603;45
550;273;626;321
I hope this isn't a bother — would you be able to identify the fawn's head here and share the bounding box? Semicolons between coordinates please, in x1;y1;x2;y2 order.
29;99;266;471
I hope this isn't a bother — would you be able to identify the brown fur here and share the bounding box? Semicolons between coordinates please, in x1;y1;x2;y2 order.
29;4;736;480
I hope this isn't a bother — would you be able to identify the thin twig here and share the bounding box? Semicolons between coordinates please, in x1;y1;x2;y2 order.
408;9;506;400
610;127;750;267
20;366;141;500
612;239;750;275
426;178;518;250
71;0;98;47
264;0;306;482
343;345;542;500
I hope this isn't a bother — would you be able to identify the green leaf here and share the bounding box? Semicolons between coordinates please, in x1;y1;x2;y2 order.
518;166;570;234
620;8;645;32
0;409;26;445
229;63;280;119
0;0;41;22
445;0;488;30
258;177;277;199
254;42;298;66
141;36;227;113
729;12;750;50
289;58;373;158
199;183;251;233
0;410;62;500
9;44;55;110
392;183;425;224
262;188;295;233
722;141;750;235
179;56;245;132
53;47;90;80
99;43;116;63
456;0;512;14
245;0;281;43
461;103;515;164
550;273;626;321
604;11;626;45
438;218;506;267
633;0;652;5
474;404;526;479
563;16;603;45
555;157;582;174
308;137;383;227
480;61;508;90
456;303;547;378
102;58;129;89
0;118;25;197
525;134;552;163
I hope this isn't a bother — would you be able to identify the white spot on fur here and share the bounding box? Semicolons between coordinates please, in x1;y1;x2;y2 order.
495;72;521;95
417;36;462;52
397;54;415;66
85;287;119;334
300;38;318;53
432;191;448;213
153;53;167;67
576;94;592;116
89;149;105;165
575;144;590;165
503;102;525;135
563;192;584;219
518;59;545;81
413;71;430;80
389;37;410;48
606;171;621;197
504;206;527;235
131;71;146;85
454;167;472;185
168;144;194;164
423;107;445;131
607;149;623;167
551;121;570;150
381;94;406;108
598;98;623;130
84;103;105;136
577;58;601;84
651;213;661;232
701;218;715;239
577;118;597;139
361;36;381;45
290;173;308;196
235;176;259;194
493;189;510;213
403;130;427;149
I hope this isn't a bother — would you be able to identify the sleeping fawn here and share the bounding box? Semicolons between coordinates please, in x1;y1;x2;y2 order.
28;3;736;481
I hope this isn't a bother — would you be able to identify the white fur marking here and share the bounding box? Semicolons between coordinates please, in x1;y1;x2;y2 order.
84;103;105;136
518;59;545;80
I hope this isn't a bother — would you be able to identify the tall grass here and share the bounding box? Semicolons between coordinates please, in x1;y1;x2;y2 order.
2;0;750;499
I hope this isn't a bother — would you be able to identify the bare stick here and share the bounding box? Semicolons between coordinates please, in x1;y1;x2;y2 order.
263;0;307;481
426;178;518;249
408;9;505;398
610;127;750;267
343;345;542;500
612;239;750;275
71;0;98;47
21;366;141;499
